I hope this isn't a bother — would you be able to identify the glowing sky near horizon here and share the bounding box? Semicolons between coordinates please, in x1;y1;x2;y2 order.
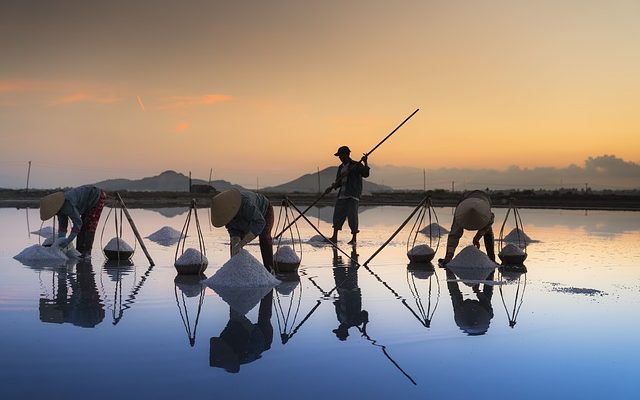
1;0;639;188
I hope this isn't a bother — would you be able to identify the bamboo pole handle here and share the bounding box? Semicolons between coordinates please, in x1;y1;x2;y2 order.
116;193;155;266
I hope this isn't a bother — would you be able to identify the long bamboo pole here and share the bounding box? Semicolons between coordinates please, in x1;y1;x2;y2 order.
286;198;359;266
362;196;428;266
274;108;420;239
116;193;155;266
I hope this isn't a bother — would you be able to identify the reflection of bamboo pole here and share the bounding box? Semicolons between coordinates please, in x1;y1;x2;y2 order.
116;193;154;266
286;198;358;265
356;325;417;386
282;300;322;343
26;207;31;238
112;262;154;325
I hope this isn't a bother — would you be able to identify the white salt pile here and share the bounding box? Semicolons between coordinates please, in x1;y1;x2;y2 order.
31;226;54;237
274;245;300;264
504;228;537;244
447;245;497;269
41;236;79;257
307;234;331;246
419;223;448;236
407;244;435;256
104;237;134;252
447;246;497;287
15;244;68;264
175;248;208;266
204;249;280;288
146;226;183;246
500;243;526;256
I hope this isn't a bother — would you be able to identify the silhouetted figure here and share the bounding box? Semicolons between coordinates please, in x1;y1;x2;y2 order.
210;290;274;373
39;259;105;328
326;146;370;245
440;190;495;265
446;269;494;336
332;247;368;340
211;189;274;271
39;185;107;258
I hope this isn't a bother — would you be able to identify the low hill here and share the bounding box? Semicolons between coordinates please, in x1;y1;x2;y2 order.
263;166;392;194
94;170;243;192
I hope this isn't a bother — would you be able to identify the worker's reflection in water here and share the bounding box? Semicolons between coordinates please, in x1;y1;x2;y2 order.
210;290;274;373
332;247;368;341
446;269;494;336
39;259;105;328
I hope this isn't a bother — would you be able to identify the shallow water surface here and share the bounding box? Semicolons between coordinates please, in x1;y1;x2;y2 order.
1;206;639;399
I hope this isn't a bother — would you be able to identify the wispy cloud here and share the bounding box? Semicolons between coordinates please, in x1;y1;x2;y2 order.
158;94;231;110
1;79;123;108
0;79;53;94
136;95;146;112
176;122;190;132
48;92;121;106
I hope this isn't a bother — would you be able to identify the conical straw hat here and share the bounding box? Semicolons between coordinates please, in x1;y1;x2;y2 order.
39;192;65;221
455;197;491;230
211;189;242;227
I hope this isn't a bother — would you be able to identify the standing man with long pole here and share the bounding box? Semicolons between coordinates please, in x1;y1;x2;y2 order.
325;147;369;245
273;108;419;240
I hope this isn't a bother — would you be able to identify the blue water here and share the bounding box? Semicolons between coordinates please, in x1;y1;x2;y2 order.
1;206;639;399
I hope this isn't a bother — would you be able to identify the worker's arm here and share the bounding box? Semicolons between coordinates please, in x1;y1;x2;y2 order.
359;155;370;178
57;203;82;247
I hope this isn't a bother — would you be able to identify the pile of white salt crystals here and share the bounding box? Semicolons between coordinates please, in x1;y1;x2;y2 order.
203;249;280;315
504;228;537;243
104;237;134;252
175;248;208;266
274;245;300;264
14;237;80;265
205;249;280;288
447;245;497;269
15;244;68;264
447;245;497;286
407;244;435;256
307;234;331;246
146;226;182;246
420;223;448;237
500;243;526;256
43;236;82;258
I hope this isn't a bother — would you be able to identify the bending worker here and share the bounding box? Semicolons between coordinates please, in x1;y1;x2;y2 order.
39;185;107;258
439;190;495;265
325;145;370;245
210;188;274;271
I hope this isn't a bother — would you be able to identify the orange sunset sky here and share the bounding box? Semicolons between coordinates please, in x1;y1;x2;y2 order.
1;0;639;188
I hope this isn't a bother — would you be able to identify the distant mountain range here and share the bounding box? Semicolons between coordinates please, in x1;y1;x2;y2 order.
263;166;392;194
81;154;640;192
91;168;392;193
94;170;242;192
